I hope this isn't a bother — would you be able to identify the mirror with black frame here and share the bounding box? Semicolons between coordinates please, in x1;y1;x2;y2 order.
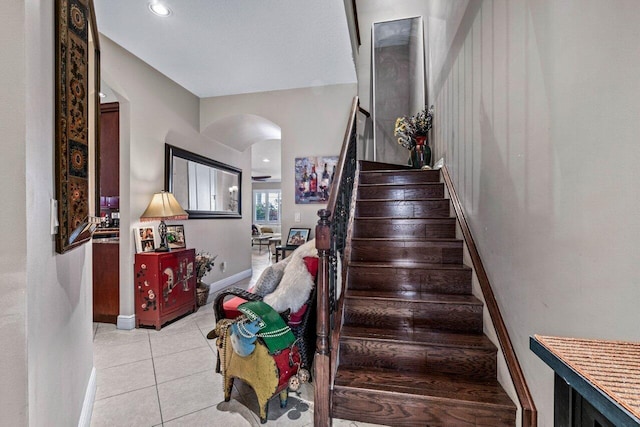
165;144;242;219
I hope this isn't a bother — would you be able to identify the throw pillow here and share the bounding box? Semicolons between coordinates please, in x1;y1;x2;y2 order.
303;256;319;279
252;263;285;296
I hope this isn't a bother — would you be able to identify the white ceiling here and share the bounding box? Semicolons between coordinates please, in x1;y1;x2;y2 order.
251;139;282;181
94;0;356;182
93;0;357;98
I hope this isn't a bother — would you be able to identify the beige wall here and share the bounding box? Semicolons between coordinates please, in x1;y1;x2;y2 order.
1;0;28;424
431;1;640;425
200;84;357;238
100;36;252;317
252;181;282;191
1;1;95;425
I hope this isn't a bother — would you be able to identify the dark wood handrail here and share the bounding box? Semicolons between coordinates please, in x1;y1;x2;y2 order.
351;0;362;46
324;97;359;221
358;106;370;118
441;165;537;427
314;96;360;427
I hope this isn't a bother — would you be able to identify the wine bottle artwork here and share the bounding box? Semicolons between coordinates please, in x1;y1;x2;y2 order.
294;156;339;204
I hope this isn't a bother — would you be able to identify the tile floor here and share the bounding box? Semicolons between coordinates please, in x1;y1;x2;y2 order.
91;248;383;427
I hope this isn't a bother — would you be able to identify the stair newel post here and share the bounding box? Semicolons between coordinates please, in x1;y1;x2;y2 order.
315;208;332;427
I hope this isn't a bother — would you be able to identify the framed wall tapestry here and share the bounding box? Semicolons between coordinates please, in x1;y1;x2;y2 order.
55;0;100;253
294;156;339;204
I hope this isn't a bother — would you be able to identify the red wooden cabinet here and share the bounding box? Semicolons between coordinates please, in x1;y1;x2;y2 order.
134;248;196;330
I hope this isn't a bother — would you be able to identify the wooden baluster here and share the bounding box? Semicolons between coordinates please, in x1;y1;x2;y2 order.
315;208;331;427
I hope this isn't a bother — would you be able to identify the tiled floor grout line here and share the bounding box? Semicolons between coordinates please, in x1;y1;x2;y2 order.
93;383;157;403
159;403;219;425
148;330;164;426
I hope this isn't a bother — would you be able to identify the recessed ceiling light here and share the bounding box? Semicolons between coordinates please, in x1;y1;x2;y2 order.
148;2;171;17
263;158;270;162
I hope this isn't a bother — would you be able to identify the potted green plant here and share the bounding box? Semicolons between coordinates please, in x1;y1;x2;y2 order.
195;251;218;306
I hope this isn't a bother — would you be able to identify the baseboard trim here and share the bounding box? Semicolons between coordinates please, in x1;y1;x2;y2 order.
117;314;136;330
77;367;96;427
207;268;252;302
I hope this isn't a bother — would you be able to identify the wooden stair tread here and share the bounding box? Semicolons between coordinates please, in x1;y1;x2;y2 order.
334;368;516;409
354;217;455;221
353;217;456;224
351;237;461;243
345;289;482;305
360;169;438;175
349;260;471;271
359;182;443;187
355;215;454;220
341;325;495;350
356;197;449;201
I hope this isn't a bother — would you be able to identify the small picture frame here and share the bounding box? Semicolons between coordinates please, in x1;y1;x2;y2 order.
286;228;311;246
134;226;160;253
166;225;186;249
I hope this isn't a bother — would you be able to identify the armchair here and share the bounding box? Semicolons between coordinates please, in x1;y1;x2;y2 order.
212;280;317;374
207;240;318;422
211;242;318;373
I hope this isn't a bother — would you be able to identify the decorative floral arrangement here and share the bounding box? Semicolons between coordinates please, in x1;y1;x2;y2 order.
195;251;218;284
394;105;435;150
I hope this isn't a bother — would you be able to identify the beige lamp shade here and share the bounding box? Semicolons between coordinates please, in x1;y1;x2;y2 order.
140;191;188;221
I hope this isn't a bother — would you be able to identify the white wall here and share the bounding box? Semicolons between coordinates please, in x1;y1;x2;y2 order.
1;0;28;424
200;84;357;238
100;36;252;320
431;1;640;425
0;1;95;425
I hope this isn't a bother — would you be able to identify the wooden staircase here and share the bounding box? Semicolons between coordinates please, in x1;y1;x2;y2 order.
331;163;517;426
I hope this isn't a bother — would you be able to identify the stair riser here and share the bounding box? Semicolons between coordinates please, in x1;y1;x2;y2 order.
359;161;411;171
351;241;462;264
332;387;515;427
353;218;456;239
339;339;497;380
359;170;440;185
358;184;445;200
356;200;450;218
344;298;483;333
348;266;472;295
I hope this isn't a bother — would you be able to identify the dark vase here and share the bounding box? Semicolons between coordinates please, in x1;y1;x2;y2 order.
410;137;431;169
196;281;209;306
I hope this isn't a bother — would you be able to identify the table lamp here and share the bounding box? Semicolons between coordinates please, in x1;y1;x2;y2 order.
140;191;188;252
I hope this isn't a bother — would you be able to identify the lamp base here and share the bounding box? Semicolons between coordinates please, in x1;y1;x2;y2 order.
155;220;170;252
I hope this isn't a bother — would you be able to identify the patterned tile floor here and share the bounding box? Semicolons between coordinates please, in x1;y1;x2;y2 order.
91;248;384;426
